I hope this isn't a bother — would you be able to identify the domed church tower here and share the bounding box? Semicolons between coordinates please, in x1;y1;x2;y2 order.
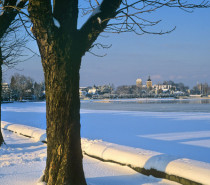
146;76;152;89
136;78;142;88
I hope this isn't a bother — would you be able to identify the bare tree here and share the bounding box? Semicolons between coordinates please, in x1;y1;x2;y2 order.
34;81;45;100
10;73;34;100
28;0;209;184
0;0;28;146
0;47;4;145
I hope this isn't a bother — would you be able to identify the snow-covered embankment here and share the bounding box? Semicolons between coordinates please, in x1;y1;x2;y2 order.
2;121;210;185
1;121;46;142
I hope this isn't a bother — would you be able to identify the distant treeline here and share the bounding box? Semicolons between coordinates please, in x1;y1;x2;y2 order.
2;73;45;102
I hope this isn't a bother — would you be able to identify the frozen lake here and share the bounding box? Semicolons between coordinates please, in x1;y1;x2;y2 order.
81;98;210;112
1;99;210;163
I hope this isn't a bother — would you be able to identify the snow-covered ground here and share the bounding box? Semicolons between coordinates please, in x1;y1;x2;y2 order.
1;120;210;184
1;101;210;184
0;127;180;185
0;129;46;185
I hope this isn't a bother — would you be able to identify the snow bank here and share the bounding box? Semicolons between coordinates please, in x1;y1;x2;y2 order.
2;122;210;184
81;138;210;185
81;138;160;167
1;121;46;142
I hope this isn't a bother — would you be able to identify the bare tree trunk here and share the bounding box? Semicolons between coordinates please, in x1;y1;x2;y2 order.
28;0;87;183
42;50;86;185
0;47;4;146
28;0;122;183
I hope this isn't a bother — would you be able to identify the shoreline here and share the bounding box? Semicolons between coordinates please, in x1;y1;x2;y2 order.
88;97;210;103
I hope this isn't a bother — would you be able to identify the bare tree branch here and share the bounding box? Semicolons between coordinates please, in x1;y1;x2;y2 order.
78;0;209;55
0;0;28;66
79;0;122;55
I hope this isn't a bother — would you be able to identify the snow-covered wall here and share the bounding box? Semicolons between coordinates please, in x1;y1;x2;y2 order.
1;121;46;142
81;138;210;185
2;122;210;185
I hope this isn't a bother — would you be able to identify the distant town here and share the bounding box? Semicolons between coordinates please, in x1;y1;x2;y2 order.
1;74;210;102
79;76;210;99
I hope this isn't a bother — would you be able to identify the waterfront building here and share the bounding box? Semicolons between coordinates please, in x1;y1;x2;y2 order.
88;87;98;95
146;76;152;89
2;83;9;91
136;78;142;88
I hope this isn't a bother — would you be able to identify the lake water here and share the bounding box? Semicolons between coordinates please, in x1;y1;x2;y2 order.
81;98;210;112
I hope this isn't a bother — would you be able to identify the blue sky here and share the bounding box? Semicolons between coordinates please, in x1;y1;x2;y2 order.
3;4;210;88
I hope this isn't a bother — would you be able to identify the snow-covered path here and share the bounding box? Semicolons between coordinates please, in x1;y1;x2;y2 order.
0;130;46;185
0;129;179;185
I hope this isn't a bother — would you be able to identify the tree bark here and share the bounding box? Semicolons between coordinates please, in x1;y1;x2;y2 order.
28;0;122;184
30;22;87;183
43;52;86;185
0;48;4;146
0;57;4;146
28;1;87;184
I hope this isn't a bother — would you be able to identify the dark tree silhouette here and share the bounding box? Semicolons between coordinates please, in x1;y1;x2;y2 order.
28;0;209;184
0;47;3;145
0;0;28;146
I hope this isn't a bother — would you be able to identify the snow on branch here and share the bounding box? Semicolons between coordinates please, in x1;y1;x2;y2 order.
53;17;60;28
90;5;101;17
82;0;210;35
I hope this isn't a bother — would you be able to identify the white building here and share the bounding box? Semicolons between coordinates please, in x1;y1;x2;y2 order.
153;84;176;94
2;83;9;91
136;78;142;88
88;87;97;95
153;84;172;90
